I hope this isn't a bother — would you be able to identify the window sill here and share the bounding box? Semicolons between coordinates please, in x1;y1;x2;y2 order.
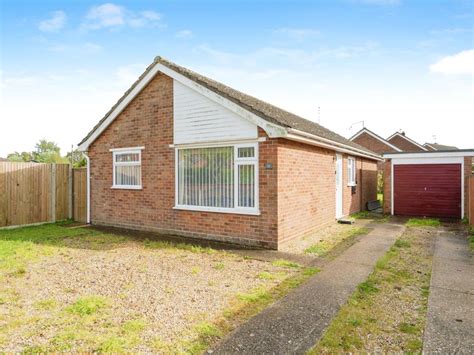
347;183;357;187
111;185;143;190
173;205;261;216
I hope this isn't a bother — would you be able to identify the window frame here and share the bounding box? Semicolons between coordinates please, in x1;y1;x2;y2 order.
347;156;357;186
174;142;260;215
110;147;144;190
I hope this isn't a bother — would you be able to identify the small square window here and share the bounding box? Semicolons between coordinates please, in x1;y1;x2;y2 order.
238;147;255;158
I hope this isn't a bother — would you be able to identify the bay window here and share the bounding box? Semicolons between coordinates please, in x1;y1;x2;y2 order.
176;143;259;214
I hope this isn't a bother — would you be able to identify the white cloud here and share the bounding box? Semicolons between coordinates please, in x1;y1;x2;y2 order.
39;10;67;33
1;74;38;88
274;28;320;41
430;50;474;75
176;30;193;39
82;3;162;30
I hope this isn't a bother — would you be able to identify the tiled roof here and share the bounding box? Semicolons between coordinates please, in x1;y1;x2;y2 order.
79;56;378;157
424;143;458;151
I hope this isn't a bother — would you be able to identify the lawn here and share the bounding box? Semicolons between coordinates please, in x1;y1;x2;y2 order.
0;223;317;353
309;225;436;353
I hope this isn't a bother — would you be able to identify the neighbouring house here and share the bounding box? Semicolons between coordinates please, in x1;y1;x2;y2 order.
383;150;474;219
423;142;458;151
349;127;401;171
77;56;381;249
350;128;402;155
386;131;428;152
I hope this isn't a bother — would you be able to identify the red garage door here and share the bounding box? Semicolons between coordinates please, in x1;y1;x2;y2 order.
394;164;461;219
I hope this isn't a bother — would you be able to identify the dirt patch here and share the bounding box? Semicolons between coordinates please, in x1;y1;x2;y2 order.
0;236;296;352
280;220;373;256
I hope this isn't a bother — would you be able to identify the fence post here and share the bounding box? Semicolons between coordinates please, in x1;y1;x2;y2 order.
50;164;56;222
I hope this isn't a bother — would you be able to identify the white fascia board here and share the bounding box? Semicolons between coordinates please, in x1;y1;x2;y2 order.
387;132;428;151
78;62;287;151
391;157;463;165
169;137;266;149
384;151;474;159
109;146;145;152
350;129;402;152
286;131;383;161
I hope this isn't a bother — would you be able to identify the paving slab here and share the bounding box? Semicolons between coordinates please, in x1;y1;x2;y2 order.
211;222;404;354
423;230;474;354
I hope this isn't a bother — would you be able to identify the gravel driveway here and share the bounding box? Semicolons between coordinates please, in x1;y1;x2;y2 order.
0;227;297;352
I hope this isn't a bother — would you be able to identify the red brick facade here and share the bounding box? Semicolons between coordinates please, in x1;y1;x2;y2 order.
88;73;378;249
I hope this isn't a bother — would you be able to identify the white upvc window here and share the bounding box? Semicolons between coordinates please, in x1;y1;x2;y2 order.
175;143;259;215
348;157;356;186
110;147;144;189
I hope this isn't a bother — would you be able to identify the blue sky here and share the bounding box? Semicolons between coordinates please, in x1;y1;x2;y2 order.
1;0;473;156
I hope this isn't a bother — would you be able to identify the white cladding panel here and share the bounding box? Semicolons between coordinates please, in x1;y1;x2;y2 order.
173;80;258;144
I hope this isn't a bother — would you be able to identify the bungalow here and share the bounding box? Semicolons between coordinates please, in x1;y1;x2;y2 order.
78;56;381;249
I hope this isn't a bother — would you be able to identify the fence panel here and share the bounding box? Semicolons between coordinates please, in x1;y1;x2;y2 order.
73;168;87;223
0;162;85;227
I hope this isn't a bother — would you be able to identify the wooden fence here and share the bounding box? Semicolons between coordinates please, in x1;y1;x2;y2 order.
73;168;87;224
0;162;87;227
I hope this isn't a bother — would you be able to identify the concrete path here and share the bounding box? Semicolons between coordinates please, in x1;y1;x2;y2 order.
423;229;474;354
211;222;404;354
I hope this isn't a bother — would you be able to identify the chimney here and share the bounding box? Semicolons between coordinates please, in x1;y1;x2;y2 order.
398;130;405;136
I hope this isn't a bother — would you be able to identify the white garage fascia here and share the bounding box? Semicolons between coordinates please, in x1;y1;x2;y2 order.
389;156;464;218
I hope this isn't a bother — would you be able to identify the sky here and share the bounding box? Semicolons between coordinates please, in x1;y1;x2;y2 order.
0;0;473;157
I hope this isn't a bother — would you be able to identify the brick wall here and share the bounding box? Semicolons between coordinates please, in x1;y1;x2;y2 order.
465;157;473;219
342;156;378;215
88;72;378;249
387;135;425;152
469;176;474;226
275;140;377;244
88;73;279;248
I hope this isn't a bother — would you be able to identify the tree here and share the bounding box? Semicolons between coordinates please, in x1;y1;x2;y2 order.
7;151;33;162
66;149;87;168
6;139;68;164
32;140;67;163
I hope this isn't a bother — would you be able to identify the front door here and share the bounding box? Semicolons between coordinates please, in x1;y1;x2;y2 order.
335;154;343;219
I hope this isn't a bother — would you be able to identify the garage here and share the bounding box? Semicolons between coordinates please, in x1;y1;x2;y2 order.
383;151;474;220
393;163;461;218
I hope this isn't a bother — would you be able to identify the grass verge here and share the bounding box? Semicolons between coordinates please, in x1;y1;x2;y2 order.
406;218;441;227
469;227;474;253
309;227;434;353
304;227;371;256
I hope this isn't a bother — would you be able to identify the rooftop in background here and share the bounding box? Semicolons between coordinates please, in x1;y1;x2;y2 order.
423;143;459;151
